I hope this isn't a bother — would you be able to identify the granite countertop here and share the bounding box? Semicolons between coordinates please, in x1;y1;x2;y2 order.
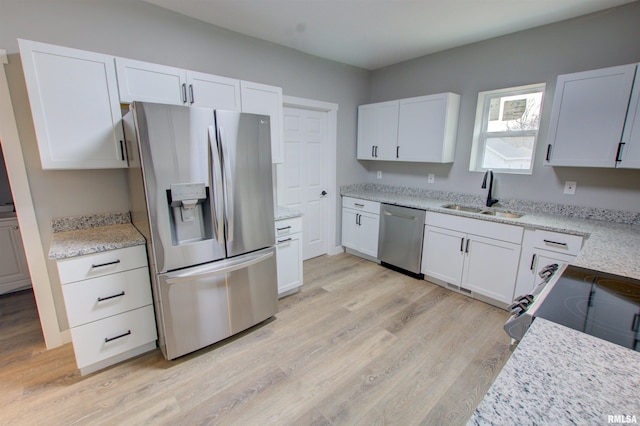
341;185;640;280
49;212;145;260
275;205;303;220
468;318;640;425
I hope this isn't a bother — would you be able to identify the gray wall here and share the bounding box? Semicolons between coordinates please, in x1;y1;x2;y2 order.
1;0;370;331
367;2;640;212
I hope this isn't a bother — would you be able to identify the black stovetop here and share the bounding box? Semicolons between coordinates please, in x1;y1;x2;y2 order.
535;265;640;352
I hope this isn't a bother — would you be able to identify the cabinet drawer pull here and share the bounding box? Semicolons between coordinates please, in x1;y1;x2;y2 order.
354;203;365;208
278;238;292;244
97;291;125;302
543;239;568;247
276;226;291;231
91;259;121;268
104;330;131;343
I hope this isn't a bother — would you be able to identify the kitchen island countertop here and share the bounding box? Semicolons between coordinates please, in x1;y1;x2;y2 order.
467;318;640;425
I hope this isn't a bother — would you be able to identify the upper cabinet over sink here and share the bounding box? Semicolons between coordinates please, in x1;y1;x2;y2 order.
357;92;460;163
545;63;640;168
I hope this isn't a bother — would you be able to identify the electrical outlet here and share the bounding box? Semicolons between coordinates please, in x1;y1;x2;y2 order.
564;181;577;195
376;171;382;179
427;173;435;184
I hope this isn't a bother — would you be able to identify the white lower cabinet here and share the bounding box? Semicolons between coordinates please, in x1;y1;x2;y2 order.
514;229;584;298
341;197;380;259
275;216;303;297
422;212;523;306
56;245;157;375
0;218;31;294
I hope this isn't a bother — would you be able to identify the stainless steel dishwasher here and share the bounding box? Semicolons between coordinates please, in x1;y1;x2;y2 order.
378;203;426;278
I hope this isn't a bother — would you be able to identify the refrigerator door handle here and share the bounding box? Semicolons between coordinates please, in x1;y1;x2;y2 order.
165;250;274;285
208;126;225;245
218;126;234;242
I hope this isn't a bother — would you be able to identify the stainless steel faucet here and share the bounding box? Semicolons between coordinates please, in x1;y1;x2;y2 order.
481;170;499;207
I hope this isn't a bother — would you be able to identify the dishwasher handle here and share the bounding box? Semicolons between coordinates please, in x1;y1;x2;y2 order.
383;210;420;221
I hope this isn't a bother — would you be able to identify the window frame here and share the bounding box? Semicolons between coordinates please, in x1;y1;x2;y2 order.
469;83;546;175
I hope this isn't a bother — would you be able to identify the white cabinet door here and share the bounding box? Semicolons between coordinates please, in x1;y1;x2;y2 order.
187;71;241;111
115;57;187;105
397;93;459;163
546;64;637;167
19;39;126;169
422;226;466;286
275;232;303;295
240;81;284;163
0;220;30;290
356;101;399;160
620;65;640;169
462;235;521;305
358;211;380;258
341;207;380;258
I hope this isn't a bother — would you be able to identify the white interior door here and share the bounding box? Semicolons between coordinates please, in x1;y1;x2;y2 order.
282;107;328;260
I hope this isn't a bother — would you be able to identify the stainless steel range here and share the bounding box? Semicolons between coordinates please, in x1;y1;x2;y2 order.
505;264;640;352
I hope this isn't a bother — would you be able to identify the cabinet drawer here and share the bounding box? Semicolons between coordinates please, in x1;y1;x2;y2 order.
70;305;157;369
57;245;148;284
532;230;583;255
275;217;302;237
342;197;380;215
62;267;153;328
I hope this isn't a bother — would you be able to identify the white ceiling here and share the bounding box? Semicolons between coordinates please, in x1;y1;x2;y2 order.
143;0;636;70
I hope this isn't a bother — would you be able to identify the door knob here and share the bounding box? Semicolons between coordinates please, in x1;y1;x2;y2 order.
321;190;327;196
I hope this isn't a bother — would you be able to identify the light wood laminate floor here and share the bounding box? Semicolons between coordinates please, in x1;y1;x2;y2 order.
0;253;512;425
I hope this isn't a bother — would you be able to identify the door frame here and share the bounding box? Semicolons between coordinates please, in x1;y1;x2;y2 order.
1;50;65;348
280;96;342;256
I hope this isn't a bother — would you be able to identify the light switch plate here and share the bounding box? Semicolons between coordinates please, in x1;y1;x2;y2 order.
564;181;577;195
427;174;435;183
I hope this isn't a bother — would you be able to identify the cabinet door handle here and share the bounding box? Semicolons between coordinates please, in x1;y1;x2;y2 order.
615;142;626;162
396;146;399;158
119;140;126;161
543;239;567;247
530;254;537;271
632;313;640;332
277;238;292;244
545;144;552;161
372;146;375;158
465;239;470;253
104;330;131;343
374;146;378;157
181;83;187;103
91;259;121;268
189;84;195;104
13;226;19;230
276;226;291;231
460;237;464;252
97;291;125;302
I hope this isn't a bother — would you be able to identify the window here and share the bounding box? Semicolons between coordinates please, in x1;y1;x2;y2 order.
469;83;545;174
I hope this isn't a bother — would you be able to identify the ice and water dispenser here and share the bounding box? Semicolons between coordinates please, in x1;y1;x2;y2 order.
167;182;213;245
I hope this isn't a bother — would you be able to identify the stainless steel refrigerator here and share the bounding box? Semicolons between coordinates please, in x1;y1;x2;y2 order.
124;102;278;360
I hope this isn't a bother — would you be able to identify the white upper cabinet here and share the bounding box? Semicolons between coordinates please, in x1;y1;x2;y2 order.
397;93;460;162
115;59;241;111
188;71;241;111
115;58;187;105
240;81;284;163
545;63;638;168
356;93;460;163
357;100;399;160
18;39;126;169
619;66;640;168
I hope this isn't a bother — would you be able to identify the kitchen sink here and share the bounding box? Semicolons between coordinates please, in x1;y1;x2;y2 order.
480;210;523;219
441;204;483;213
